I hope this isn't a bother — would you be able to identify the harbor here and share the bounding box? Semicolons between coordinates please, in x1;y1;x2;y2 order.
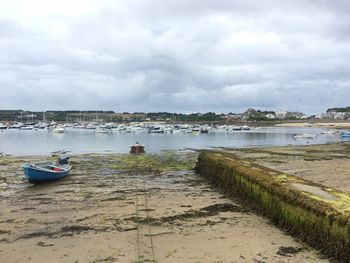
2;0;350;261
0;151;331;262
0;124;349;156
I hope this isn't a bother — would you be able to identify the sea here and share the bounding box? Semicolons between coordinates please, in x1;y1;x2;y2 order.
0;126;348;156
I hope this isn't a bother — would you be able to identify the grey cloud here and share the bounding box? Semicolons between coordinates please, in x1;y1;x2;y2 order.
1;0;350;114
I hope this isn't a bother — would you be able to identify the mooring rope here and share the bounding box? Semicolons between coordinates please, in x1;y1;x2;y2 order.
142;180;156;262
135;184;141;262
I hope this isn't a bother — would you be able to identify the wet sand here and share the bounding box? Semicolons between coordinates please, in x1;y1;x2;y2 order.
224;142;350;194
0;153;327;262
275;121;350;129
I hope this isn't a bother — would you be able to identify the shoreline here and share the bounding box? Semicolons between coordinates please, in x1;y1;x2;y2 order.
275;121;350;129
196;142;350;261
0;152;328;262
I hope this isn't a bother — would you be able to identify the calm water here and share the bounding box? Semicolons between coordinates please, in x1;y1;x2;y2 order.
0;127;347;156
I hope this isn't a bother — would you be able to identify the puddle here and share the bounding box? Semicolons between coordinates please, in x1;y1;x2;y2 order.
291;183;336;200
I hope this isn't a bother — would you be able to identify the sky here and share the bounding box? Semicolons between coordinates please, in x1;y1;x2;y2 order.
0;0;350;114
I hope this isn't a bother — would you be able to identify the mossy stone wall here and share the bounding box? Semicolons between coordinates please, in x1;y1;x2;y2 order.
195;152;350;262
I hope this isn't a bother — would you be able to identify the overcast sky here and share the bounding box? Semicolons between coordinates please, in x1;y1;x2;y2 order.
0;0;350;114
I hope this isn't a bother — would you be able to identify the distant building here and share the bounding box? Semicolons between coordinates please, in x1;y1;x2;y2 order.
275;112;287;119
265;113;276;119
276;111;306;119
323;110;350;120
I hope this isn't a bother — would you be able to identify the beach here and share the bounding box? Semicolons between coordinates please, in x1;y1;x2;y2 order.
275;121;350;129
0;152;328;262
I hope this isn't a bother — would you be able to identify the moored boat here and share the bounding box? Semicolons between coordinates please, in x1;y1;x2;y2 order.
292;133;317;139
22;155;71;183
200;126;209;133
20;126;34;130
51;126;66;133
95;127;112;133
342;132;350;138
130;142;145;154
0;123;8;130
148;126;164;134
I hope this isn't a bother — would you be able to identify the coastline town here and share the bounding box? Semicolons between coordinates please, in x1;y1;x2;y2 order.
1;1;350;262
0;106;350;262
0;107;350;131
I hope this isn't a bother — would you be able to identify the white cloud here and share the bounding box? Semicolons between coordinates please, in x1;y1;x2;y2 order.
0;0;349;114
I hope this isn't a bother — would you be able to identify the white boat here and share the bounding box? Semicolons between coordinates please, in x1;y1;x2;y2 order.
200;126;209;133
86;124;97;130
9;122;24;129
35;122;47;129
95;127;112;133
20;126;34;130
292;133;317;139
111;127;124;132
163;125;173;133
51;127;66;133
73;123;86;129
0;123;7;130
191;126;200;132
148;126;164;134
321;129;341;135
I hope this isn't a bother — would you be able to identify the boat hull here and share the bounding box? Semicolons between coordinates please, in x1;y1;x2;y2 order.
130;145;145;154
23;163;71;183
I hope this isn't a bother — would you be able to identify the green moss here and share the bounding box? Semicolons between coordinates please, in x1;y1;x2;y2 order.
195;151;350;262
70;152;197;175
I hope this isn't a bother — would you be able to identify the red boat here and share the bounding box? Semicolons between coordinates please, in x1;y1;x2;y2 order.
130;142;145;154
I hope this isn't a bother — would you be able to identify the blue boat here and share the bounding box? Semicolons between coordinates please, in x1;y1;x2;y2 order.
342;132;350;138
23;155;71;183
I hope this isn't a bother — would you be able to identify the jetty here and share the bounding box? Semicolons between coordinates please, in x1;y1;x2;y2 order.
195;142;350;262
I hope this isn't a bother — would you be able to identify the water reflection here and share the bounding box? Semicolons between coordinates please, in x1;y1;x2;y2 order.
0;127;346;155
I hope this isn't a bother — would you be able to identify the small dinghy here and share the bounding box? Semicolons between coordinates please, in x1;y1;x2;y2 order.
23;155;71;183
342;132;350;138
130;142;145;154
292;133;317;139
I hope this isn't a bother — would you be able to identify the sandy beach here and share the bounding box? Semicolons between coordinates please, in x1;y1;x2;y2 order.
0;152;327;262
275;121;350;129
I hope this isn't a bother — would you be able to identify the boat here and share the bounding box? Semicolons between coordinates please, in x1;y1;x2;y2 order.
191;126;201;132
148;126;164;134
95;127;112;133
51;126;66;133
292;133;317;139
22;155;71;183
9;122;24;129
321;129;341;135
342;132;350;138
229;126;242;131
20;126;34;130
200;126;209;133
130;142;145;154
0;123;7;130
